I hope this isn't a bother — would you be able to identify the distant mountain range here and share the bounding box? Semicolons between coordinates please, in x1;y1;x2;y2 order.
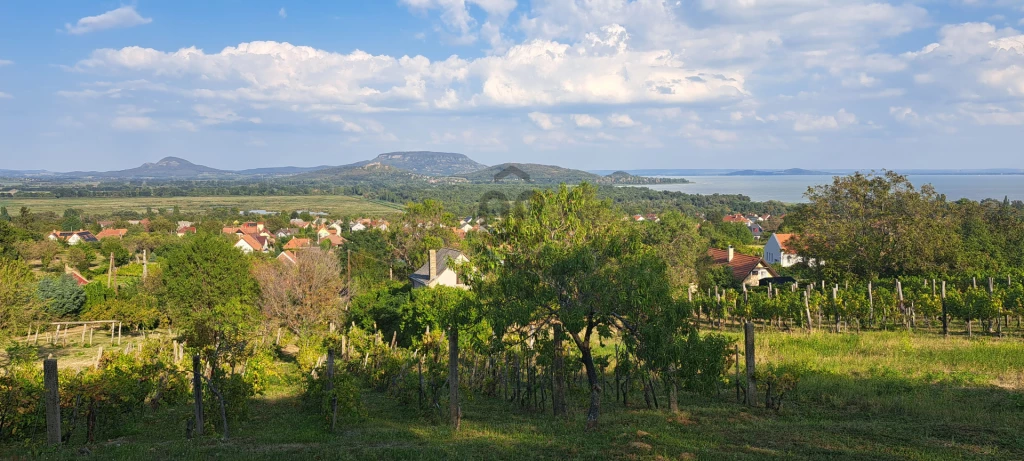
0;152;686;185
591;168;1024;176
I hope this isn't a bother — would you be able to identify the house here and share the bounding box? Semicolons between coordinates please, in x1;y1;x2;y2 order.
223;227;245;236
96;228;128;240
632;214;645;222
127;219;151;231
235;234;269;254
240;222;265;233
410;248;469;289
176;226;197;237
48;230;98;245
723;214;752;226
283;238;313;250
708;246;779;287
459;223;473;233
350;222;367;232
276;228;298;239
764;233;804;268
316;226;333;239
177;221;194;229
97;220;115;229
320;234;347;248
277;251;298;266
289;219;311;229
749;223;764;240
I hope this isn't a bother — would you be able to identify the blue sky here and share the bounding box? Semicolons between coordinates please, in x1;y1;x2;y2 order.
1;1;1023;171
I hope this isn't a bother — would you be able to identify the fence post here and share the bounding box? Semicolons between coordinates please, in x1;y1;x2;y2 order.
44;358;61;446
193;354;204;437
327;348;337;432
941;281;948;337
744;322;756;407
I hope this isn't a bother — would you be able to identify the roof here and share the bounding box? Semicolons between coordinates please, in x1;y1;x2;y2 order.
723;213;751;224
773;233;799;252
323;234;347;246
176;226;196;234
409;248;466;286
277;251;298;265
238;234;265;251
707;248;778;281
96;228;128;239
283;238;312;250
67;269;89;286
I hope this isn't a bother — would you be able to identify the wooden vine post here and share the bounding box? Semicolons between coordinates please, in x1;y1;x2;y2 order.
44;358;61;446
941;281;948;337
192;354;204;437
744;321;756;407
326;349;338;432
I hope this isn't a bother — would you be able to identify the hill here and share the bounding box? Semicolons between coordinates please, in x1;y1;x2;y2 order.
63;157;235;179
604;170;690;185
291;162;426;182
458;163;603;183
362;151;486;176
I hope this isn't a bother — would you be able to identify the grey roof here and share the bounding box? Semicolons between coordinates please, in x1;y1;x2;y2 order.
409;248;466;286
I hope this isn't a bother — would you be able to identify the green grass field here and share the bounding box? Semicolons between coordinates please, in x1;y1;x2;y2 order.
0;195;403;216
7;328;1024;460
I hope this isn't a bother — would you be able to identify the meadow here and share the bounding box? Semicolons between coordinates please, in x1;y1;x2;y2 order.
0;195;403;216
8;327;1024;460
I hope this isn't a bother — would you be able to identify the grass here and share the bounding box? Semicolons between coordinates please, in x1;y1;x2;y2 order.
6;329;1024;460
0;195;403;216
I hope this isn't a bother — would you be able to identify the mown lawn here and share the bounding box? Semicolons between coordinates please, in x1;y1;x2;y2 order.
0;195;403;216
7;329;1024;460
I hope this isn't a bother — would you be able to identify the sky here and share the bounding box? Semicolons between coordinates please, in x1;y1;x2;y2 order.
1;1;1023;171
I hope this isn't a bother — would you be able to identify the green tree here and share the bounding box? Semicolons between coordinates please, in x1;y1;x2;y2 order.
483;183;693;429
37;274;85;317
0;206;10;222
100;238;132;266
0;259;41;331
61;208;83;232
787;171;959;281
412;285;479;429
161;233;259;355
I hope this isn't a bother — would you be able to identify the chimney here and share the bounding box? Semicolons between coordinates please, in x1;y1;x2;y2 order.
428;249;437;281
727;245;735;262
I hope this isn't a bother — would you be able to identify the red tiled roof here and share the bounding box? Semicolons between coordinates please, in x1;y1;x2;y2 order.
283;238;311;250
322;234;346;246
774;233;799;253
96;228;128;239
238;234;265;251
723;213;750;224
707;248;778;281
277;251;298;265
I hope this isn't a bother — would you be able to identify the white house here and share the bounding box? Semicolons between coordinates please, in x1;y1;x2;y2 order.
350;222;367;232
764;233;803;267
409;248;469;289
235;234;269;254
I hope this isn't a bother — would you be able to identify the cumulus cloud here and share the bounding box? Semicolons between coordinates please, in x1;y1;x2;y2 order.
607;113;638;127
65;6;152;35
571;114;602;128
0;92;12;99
528;112;560;130
402;0;517;43
279;8;287;19
789;109;859;131
194;104;261;125
320;114;365;132
0;60;12;66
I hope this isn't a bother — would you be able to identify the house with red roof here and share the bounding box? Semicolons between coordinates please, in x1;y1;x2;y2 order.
764;233;805;268
708;246;778;286
96;228;128;240
235;234;269;254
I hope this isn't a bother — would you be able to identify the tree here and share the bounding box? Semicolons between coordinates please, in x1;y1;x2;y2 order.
0;221;27;260
37;275;85;317
161;233;259;355
66;246;93;274
0;259;41;331
787;171;959;281
254;248;343;340
100;238;132;266
61;208;83;232
483;183;690;429
0;206;9;222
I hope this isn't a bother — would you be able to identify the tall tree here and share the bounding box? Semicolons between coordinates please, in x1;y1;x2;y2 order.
484;183;688;429
254;248;343;340
412;285;478;430
161;233;259;358
0;258;41;331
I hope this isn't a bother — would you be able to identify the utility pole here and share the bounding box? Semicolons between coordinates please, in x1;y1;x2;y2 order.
346;249;352;299
107;252;115;288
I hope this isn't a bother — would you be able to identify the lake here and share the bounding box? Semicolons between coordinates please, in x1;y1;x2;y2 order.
642;175;1024;203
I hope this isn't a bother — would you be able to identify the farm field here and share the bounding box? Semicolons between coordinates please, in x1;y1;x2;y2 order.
0;195;403;216
8;328;1024;460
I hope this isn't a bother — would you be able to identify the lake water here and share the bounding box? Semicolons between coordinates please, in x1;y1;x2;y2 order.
643;175;1024;203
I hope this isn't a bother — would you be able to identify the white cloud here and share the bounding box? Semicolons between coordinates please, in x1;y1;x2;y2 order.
111;116;155;131
789;109;858;132
0;60;11;67
194;104;261;125
571;114;602;128
0;92;11;99
320;114;365;133
607;113;638;127
528;112;559;130
960;103;1024;125
65;6;152;35
401;0;517;43
890;106;918;122
279;8;287;19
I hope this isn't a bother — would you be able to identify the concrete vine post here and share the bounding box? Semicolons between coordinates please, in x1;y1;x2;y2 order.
44;359;61;446
744;322;756;407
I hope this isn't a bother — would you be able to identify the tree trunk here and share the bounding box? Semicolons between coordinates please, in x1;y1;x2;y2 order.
448;326;460;430
579;344;601;430
668;365;679;413
551;325;568;417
